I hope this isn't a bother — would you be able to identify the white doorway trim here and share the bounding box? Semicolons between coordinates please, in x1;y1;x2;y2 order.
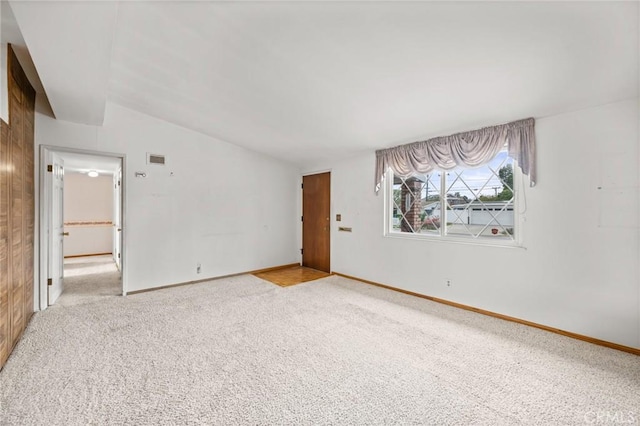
39;145;127;310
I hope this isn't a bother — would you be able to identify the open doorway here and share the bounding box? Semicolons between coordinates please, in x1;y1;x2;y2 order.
40;146;126;309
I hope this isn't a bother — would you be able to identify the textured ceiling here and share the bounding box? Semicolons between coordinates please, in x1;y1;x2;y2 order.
9;1;639;167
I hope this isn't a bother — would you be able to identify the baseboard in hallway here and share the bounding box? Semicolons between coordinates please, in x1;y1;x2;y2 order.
64;252;112;259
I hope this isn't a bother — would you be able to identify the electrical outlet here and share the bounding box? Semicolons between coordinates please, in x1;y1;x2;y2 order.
197;263;201;274
446;279;451;287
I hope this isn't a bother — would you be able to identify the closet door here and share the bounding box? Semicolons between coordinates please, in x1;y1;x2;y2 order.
24;89;35;321
0;121;9;366
0;45;36;369
8;60;25;347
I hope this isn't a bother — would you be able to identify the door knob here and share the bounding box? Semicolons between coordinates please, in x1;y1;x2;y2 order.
62;232;69;236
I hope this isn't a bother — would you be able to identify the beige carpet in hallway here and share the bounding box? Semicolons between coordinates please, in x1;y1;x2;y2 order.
58;255;122;307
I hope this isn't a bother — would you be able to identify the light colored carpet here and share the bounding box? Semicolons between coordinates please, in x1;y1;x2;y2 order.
58;255;122;307
1;272;639;425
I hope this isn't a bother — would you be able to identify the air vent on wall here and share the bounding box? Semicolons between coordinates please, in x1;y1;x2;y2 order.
147;153;166;165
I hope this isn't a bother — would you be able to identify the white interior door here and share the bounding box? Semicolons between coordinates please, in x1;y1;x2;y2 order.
113;166;122;270
48;153;65;305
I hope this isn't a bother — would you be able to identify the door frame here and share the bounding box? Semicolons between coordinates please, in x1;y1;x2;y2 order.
301;169;332;272
39;145;127;310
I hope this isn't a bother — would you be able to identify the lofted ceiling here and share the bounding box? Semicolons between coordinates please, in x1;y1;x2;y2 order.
6;1;639;167
8;0;117;125
1;1;47;110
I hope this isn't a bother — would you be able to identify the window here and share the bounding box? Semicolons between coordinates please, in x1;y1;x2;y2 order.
387;147;517;243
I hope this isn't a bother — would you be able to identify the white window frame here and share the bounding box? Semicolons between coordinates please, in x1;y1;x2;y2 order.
383;158;524;249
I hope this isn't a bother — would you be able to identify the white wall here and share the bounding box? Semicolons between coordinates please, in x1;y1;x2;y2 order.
63;173;113;257
303;98;640;349
1;42;7;123
35;102;300;294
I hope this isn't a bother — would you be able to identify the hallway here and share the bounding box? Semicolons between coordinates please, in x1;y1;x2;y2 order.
57;255;121;307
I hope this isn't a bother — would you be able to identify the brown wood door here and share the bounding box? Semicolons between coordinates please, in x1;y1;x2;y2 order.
23;94;34;321
0;45;36;369
302;172;331;273
0;120;9;366
9;71;25;346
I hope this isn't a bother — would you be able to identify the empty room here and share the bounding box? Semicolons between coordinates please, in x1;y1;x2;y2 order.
0;1;639;425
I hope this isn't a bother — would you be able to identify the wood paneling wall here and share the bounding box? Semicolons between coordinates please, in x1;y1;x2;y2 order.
0;45;36;369
0;120;9;366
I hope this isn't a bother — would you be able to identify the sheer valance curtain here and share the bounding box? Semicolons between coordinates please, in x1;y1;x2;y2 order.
375;117;536;193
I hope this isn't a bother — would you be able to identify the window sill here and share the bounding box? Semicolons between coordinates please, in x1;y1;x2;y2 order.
384;231;526;250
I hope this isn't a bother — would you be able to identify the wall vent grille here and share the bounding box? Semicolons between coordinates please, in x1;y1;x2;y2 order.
147;153;166;165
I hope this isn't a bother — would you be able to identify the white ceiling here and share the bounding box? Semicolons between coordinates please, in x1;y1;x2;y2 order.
8;0;118;125
1;1;45;94
7;1;639;167
60;152;121;176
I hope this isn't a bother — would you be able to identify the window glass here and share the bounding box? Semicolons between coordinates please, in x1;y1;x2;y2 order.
389;148;515;242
